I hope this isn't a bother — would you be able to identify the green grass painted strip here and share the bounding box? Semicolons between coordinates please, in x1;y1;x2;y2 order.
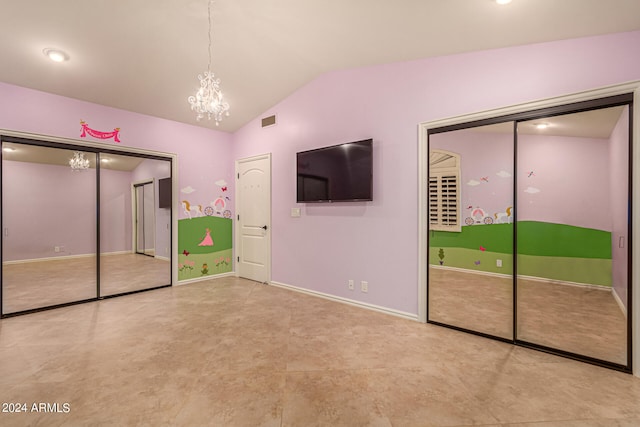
178;216;232;254
429;247;514;274
516;222;611;259
429;221;611;259
178;249;233;281
517;254;611;287
430;223;513;254
428;247;611;287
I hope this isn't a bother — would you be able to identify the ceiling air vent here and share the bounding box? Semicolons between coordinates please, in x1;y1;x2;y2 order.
261;114;276;128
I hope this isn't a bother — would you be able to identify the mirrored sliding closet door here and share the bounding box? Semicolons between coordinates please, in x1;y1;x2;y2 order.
515;105;630;366
1;143;97;314
99;154;172;297
1;135;174;317
428;122;515;340
426;93;633;372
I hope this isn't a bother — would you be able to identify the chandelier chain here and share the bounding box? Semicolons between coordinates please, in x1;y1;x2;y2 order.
207;0;212;72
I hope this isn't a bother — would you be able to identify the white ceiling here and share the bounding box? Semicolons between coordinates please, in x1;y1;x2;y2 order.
0;0;639;133
1;143;146;171
472;106;627;139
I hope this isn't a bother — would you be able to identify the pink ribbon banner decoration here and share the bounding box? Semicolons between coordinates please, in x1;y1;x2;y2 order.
80;120;121;142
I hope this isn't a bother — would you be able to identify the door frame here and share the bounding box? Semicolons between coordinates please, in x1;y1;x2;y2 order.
418;80;640;376
132;179;156;257
234;153;272;283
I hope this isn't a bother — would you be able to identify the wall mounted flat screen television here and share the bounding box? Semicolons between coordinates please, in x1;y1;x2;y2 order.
296;138;373;202
158;177;172;208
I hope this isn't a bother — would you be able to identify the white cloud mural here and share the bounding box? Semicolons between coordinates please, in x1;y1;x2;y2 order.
524;186;541;194
496;170;512;178
181;186;196;194
215;179;228;187
467;179;481;187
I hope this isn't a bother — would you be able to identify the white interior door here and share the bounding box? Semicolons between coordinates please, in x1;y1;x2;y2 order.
236;154;271;283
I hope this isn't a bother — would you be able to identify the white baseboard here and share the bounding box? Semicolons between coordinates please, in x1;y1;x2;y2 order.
155;255;170;262
612;287;628;318
101;251;134;257
2;250;133;265
176;271;236;286
269;280;418;322
430;264;511;279
430;264;611;291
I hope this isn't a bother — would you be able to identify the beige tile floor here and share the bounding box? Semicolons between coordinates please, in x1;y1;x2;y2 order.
2;254;171;314
429;268;628;365
1;276;639;426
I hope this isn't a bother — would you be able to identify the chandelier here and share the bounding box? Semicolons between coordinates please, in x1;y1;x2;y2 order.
69;151;90;171
188;0;230;125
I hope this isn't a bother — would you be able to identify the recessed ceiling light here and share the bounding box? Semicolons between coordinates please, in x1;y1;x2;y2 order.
535;123;549;130
101;158;110;163
43;48;69;62
3;147;15;152
496;0;512;4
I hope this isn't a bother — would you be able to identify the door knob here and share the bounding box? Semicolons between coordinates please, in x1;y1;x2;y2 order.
261;225;268;230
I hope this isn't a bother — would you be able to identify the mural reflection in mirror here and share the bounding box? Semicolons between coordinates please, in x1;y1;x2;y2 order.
428;122;514;340
427;104;630;367
515;106;629;365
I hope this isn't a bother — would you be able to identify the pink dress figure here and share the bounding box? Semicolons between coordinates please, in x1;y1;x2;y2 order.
198;228;214;246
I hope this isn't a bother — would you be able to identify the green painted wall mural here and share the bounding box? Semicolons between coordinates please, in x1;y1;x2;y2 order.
178;216;232;280
429;221;612;286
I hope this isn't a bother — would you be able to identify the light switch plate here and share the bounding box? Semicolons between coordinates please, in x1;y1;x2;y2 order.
291;207;301;217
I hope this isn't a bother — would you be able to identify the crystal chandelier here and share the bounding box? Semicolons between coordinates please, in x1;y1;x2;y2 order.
69;151;90;171
188;0;230;125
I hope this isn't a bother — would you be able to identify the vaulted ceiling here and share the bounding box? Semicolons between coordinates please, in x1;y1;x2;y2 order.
1;0;639;133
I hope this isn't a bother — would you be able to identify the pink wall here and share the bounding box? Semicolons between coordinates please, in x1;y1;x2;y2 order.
232;31;640;315
2;31;639;313
431;130;514;223
0;81;234;275
99;168;134;255
2;159;181;261
2;160;130;261
0;81;234;222
517;134;611;230
430;128;616;232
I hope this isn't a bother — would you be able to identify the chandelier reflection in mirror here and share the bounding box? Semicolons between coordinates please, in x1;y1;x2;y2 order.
69;151;90;171
188;0;230;125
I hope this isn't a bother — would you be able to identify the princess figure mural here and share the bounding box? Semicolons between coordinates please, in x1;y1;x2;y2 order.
198;228;214;247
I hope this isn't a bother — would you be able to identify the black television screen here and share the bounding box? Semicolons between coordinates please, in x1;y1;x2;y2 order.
158;177;172;208
296;139;373;202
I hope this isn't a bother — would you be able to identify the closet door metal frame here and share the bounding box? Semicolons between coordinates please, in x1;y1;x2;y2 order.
0;135;174;318
133;180;155;258
425;93;634;373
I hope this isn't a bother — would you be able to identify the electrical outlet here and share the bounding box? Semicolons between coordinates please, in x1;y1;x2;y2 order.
361;281;368;293
348;279;354;290
496;259;502;268
54;246;60;253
